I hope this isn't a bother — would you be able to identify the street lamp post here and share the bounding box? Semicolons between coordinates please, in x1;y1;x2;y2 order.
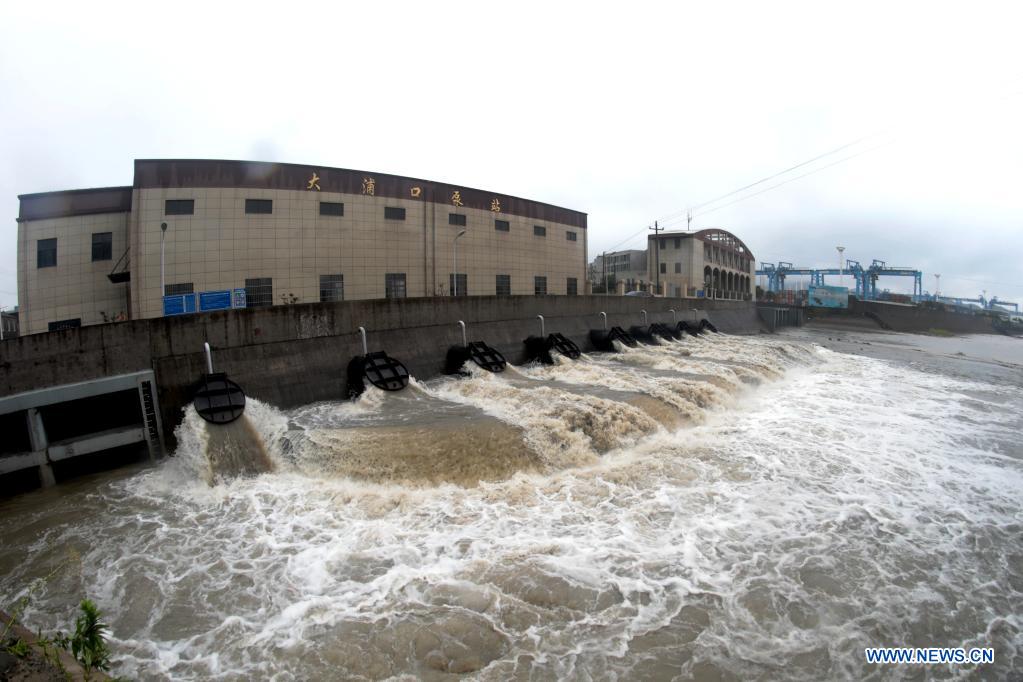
836;246;845;288
934;274;941;300
453;229;467;297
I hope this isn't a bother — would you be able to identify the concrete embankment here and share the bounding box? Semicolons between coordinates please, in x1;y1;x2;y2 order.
808;299;1000;335
0;296;759;445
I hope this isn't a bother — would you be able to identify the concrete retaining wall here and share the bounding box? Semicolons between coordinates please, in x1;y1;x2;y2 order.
1;296;760;444
821;300;1000;334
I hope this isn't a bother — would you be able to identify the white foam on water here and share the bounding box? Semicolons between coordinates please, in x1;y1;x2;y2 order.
1;335;1021;680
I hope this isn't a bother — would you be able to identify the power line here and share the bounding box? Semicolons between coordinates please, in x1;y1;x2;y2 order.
660;72;1023;226
598;72;1023;259
690;139;894;219
658;136;876;224
603;225;652;254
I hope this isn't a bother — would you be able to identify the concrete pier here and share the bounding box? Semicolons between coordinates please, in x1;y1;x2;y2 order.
0;371;164;486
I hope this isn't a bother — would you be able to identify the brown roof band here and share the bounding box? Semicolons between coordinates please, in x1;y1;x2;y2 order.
18;186;133;222
133;159;588;228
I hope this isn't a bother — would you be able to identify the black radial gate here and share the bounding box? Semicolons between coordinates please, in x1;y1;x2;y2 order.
548;333;581;360
193;372;247;424
467;341;507;372
362;351;411;391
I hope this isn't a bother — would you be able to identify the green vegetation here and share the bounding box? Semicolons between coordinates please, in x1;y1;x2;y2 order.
6;637;30;657
2;551;117;680
35;631;70;678
70;599;111;677
927;328;954;337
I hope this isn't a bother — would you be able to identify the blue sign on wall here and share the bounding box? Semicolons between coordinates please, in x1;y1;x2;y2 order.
808;285;849;309
164;288;247;316
163;294;197;316
199;290;233;312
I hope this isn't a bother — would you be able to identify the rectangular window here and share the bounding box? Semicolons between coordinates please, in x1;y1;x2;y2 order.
37;238;57;268
91;232;113;261
533;225;546;237
245;199;273;214
660;262;667;274
566;231;577;241
319;274;344;302
534;276;547;296
48;318;81;332
245;277;273;307
449;273;467;297
674;262;682;273
320;202;344;216
495;219;510;232
674;238;681;248
449;213;466;226
566;277;578;296
165;199;195;215
384;207;406;220
165;282;194;295
496;274;511;296
385;273;407;299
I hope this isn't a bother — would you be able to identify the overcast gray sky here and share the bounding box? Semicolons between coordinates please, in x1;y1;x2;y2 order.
2;1;1021;308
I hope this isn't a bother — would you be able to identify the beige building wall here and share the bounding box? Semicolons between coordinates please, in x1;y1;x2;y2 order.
16;162;587;335
125;187;586;320
648;231;754;299
17;212;130;335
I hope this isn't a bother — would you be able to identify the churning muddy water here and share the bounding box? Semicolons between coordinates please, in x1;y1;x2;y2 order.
1;330;1021;680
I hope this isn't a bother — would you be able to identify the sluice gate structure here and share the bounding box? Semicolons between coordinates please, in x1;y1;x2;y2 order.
0;371;164;487
0;296;761;488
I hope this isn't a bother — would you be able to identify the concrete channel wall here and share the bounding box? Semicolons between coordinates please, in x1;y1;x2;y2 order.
807;299;1000;334
756;305;806;332
0;296;760;449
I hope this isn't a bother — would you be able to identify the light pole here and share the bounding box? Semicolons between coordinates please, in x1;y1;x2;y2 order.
934;274;941;300
836;246;845;288
160;222;168;297
453;229;466;297
0;305;5;341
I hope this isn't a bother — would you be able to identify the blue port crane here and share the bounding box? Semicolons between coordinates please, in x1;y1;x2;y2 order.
862;260;923;300
935;294;1020;313
988;297;1019;313
757;258;922;300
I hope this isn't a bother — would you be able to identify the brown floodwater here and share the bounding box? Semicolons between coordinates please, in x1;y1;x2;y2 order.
1;330;1020;679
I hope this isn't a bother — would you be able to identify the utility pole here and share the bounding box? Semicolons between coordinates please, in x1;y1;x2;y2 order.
934;273;941;300
649;221;663;294
836;246;845;288
686;210;693;232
